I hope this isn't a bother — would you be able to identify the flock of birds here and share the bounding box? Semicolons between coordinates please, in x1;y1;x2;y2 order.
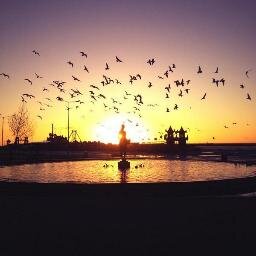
0;49;254;142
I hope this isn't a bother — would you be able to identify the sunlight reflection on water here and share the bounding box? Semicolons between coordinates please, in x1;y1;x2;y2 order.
0;159;255;183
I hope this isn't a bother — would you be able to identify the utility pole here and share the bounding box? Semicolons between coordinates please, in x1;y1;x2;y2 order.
67;102;70;142
1;117;4;147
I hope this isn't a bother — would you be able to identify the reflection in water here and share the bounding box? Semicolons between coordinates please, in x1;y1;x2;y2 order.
0;159;255;184
120;169;128;183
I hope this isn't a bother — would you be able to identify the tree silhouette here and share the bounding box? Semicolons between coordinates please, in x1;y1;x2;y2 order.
8;103;34;141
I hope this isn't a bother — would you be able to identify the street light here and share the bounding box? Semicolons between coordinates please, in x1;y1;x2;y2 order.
64;100;76;143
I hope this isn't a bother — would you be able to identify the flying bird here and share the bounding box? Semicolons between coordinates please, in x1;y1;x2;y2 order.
72;75;80;82
197;66;202;74
215;67;219;73
80;51;87;57
240;84;245;89
37;115;42;120
201;93;206;100
105;63;109;70
32;50;40;56
35;73;43;79
245;69;252;78
84;65;89;73
67;61;74;67
24;79;32;85
0;73;10;79
246;93;251;100
115;56;122;62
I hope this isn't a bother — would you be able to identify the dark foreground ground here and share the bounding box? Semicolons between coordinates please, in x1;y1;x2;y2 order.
1;182;256;255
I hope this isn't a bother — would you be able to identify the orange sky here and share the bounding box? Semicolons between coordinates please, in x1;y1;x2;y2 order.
0;0;255;144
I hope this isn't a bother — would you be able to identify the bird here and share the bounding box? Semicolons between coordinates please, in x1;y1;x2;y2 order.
80;51;87;57
245;69;252;78
24;78;32;85
67;61;74;67
164;70;169;78
240;84;245;89
246;93;251;100
23;93;35;98
178;90;183;97
201;93;206;100
184;88;190;94
147;58;155;65
136;74;142;80
174;104;178;110
197;66;202;74
148;82;153;88
90;85;99;90
165;84;171;93
42;87;49;92
0;73;10;79
105;63;109;70
32;50;40;56
56;96;63;101
35;73;43;79
158;76;164;79
186;80;191;85
72;76;80;82
220;78;225;86
215;67;219;73
21;96;27;103
115;56;122;62
37;115;42;120
224;125;229;129
115;79;122;84
165;93;169;99
84;65;89;73
166;108;170;112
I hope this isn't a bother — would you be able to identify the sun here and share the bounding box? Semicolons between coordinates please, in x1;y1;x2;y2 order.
93;115;149;144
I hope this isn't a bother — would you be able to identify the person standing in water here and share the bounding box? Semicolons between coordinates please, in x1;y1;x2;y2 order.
119;124;128;160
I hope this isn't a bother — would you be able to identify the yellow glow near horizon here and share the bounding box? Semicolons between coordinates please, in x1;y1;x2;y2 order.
93;115;149;144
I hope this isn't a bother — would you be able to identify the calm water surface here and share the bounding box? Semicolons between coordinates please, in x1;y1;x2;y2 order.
0;159;256;183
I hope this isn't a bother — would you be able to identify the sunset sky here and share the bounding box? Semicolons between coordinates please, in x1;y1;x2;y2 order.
0;0;255;144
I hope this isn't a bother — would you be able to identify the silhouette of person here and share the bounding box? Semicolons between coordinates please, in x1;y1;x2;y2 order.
119;124;128;160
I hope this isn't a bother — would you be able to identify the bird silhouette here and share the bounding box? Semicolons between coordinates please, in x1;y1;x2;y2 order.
105;63;109;70
37;115;42;120
174;104;178;110
240;84;245;89
201;93;206;100
72;76;80;82
197;66;202;74
80;51;87;57
84;65;89;73
24;79;32;85
147;58;155;65
90;85;99;90
32;50;40;56
56;96;63;101
21;96;27;103
67;61;74;67
220;78;225;86
215;67;219;73
246;93;251;100
23;93;35;98
245;69;252;78
165;84;171;93
148;82;153;88
35;73;43;79
0;73;10;79
115;56;122;62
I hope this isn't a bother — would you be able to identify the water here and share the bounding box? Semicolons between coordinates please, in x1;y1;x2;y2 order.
0;159;255;183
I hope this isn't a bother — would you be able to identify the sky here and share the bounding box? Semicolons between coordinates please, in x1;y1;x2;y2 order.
0;0;255;144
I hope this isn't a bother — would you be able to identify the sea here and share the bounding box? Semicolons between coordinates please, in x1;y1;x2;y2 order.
0;145;256;183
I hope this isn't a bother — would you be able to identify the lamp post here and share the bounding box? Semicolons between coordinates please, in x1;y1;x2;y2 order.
1;116;4;147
